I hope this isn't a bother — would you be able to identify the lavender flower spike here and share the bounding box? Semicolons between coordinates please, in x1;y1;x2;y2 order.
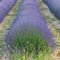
5;0;56;53
0;0;17;23
43;0;60;19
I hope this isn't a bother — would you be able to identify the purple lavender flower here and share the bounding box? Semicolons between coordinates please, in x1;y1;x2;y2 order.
43;0;60;19
5;0;56;54
0;0;17;23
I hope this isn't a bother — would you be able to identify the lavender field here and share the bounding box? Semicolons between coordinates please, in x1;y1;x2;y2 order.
0;0;60;60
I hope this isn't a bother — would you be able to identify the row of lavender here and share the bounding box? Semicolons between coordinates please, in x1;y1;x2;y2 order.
5;0;56;55
0;0;17;23
0;0;57;55
43;0;60;20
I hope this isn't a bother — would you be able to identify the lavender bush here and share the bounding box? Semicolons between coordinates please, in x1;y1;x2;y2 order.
43;0;60;19
0;0;17;23
5;0;56;55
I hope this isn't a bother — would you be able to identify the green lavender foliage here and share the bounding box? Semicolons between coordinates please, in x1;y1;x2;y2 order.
9;28;51;56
